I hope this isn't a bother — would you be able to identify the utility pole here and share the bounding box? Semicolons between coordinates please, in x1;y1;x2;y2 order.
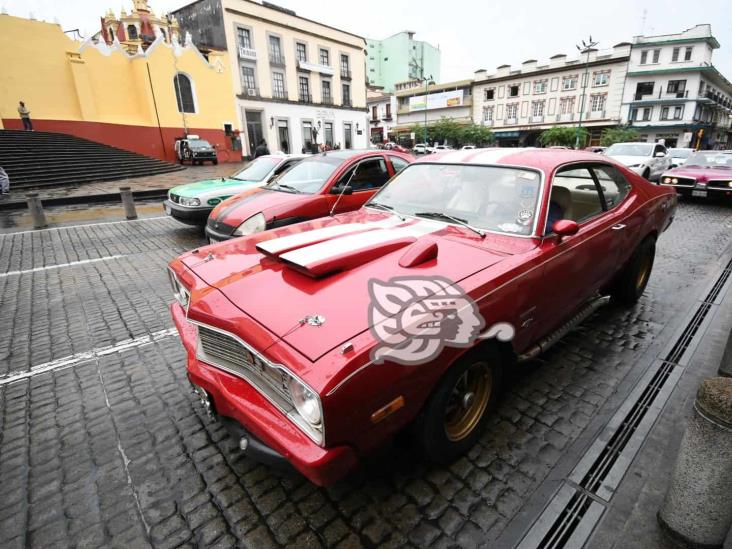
575;36;599;149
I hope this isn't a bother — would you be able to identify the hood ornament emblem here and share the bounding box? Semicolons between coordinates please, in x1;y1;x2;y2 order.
301;314;326;327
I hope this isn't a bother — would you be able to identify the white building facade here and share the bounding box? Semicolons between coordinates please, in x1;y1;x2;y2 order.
620;24;732;149
366;89;397;144
471;44;631;147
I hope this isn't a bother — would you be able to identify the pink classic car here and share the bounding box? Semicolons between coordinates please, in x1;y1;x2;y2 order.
659;150;732;199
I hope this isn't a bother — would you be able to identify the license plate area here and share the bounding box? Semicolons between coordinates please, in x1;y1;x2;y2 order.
692;189;707;198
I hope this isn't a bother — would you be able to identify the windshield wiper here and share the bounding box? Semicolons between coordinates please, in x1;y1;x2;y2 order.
366;202;405;220
414;211;486;238
273;183;301;193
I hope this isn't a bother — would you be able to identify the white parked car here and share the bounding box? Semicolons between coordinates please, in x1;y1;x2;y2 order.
604;142;673;181
461;145;476;150
667;147;695;168
413;143;433;154
434;145;454;152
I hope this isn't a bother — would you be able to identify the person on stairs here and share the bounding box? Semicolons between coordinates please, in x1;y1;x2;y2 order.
18;101;33;131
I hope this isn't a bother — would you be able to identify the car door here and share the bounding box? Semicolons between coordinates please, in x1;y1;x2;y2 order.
532;163;624;339
651;144;667;178
325;156;392;214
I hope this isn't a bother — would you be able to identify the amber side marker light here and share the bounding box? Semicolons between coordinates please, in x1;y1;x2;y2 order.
371;396;405;424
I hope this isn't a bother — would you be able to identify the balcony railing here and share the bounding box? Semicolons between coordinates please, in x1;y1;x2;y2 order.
321;96;334;105
556;113;574;122
341;69;352;80
272;89;287;100
298;93;312;103
269;53;285;66
238;46;256;60
370;117;380;124
505;117;518;125
586;110;606;119
241;86;260;98
530;115;544;123
666;89;688;98
382;114;393;121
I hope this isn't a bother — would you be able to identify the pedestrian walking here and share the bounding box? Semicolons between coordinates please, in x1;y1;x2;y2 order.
253;139;270;158
0;167;10;196
18;101;33;131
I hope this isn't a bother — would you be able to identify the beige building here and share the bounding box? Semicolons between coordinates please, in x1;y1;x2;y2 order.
472;44;631;146
174;0;368;156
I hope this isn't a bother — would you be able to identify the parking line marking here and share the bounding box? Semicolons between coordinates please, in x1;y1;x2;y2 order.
0;328;179;386
0;255;125;277
0;216;169;237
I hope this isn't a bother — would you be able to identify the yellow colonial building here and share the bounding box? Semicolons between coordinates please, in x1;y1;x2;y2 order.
0;6;240;162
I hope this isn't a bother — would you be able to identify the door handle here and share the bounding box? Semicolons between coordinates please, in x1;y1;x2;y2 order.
612;224;626;230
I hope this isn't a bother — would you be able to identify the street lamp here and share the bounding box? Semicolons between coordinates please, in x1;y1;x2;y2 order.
575;36;599;149
423;74;433;145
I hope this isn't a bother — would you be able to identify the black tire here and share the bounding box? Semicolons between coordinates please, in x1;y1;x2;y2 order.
642;168;651;180
413;345;503;463
213;159;219;165
610;236;656;305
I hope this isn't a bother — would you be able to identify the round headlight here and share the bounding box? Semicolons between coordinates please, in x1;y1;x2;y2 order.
728;181;732;188
233;212;267;236
180;197;201;207
663;177;671;184
672;178;678;184
288;377;322;425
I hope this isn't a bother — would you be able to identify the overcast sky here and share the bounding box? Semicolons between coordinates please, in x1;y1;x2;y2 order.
6;0;732;82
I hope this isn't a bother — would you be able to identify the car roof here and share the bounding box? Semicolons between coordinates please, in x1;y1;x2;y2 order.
412;147;608;172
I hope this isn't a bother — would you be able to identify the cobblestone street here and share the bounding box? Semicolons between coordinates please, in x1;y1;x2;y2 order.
1;199;731;548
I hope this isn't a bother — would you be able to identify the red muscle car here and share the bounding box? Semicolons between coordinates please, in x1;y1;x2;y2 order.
169;148;677;486
205;150;413;242
659;150;732;199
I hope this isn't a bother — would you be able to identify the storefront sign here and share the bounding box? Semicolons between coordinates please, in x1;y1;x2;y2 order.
408;90;464;112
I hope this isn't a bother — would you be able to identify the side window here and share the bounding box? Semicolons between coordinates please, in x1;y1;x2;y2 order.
653;144;666;156
338;158;390;192
274;159;296;175
546;166;604;233
591;165;631;209
389;156;409;175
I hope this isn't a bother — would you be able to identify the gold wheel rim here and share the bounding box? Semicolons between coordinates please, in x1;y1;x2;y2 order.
636;254;652;291
444;363;492;442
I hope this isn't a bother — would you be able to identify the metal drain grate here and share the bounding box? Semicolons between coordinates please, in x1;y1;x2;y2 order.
519;253;732;549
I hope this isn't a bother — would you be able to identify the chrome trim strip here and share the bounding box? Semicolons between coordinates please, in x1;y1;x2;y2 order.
189;319;325;446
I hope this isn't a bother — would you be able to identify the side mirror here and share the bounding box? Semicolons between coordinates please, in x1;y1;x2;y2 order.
654;151;666;157
331;185;353;195
553;219;579;239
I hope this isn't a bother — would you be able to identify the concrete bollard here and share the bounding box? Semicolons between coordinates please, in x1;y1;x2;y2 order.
719;328;732;377
26;193;48;229
119;187;137;220
658;377;732;548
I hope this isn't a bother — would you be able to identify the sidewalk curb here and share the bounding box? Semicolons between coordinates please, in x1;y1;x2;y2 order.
0;188;169;211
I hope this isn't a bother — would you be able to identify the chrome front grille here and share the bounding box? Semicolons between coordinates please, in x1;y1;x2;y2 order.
197;325;293;406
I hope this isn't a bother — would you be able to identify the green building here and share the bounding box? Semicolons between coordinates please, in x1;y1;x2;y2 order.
366;31;441;92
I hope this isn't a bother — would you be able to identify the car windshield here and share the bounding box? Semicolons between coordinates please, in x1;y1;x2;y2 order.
188;139;212;150
605;143;653;157
231;157;281;181
367;164;542;236
266;156;344;194
669;148;692;159
684;152;732;168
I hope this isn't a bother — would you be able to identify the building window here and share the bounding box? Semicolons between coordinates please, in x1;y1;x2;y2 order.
508;85;520;97
241;65;256;91
483;105;494;122
319;48;329;66
684;47;693;61
237;28;252;49
371;106;378;120
272;72;286;99
302;121;314;150
324;122;334;147
340;54;350;77
531;100;545;117
298;76;310;102
296;42;307;62
593;71;610;86
342;83;351;106
484;88;495;101
674;105;683;119
630;108;638;121
667;79;686;96
559;97;574;114
173;73;195;113
533;80;547;94
642;107;652;121
506;103;518;119
127;25;138;40
672;47;680;62
590;94;606;112
661;106;670;120
343;123;352;149
562;75;578;90
635;81;654;99
652;49;660;63
269;35;283;63
322;80;332;103
640;50;648;64
385;103;391;118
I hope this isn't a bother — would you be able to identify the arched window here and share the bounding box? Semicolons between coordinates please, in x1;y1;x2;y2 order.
174;73;196;113
127;25;138;40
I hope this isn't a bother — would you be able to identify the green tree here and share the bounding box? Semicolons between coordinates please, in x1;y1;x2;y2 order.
459;124;494;147
538;126;587;148
432;118;462;145
600;126;640;146
410;124;430;144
